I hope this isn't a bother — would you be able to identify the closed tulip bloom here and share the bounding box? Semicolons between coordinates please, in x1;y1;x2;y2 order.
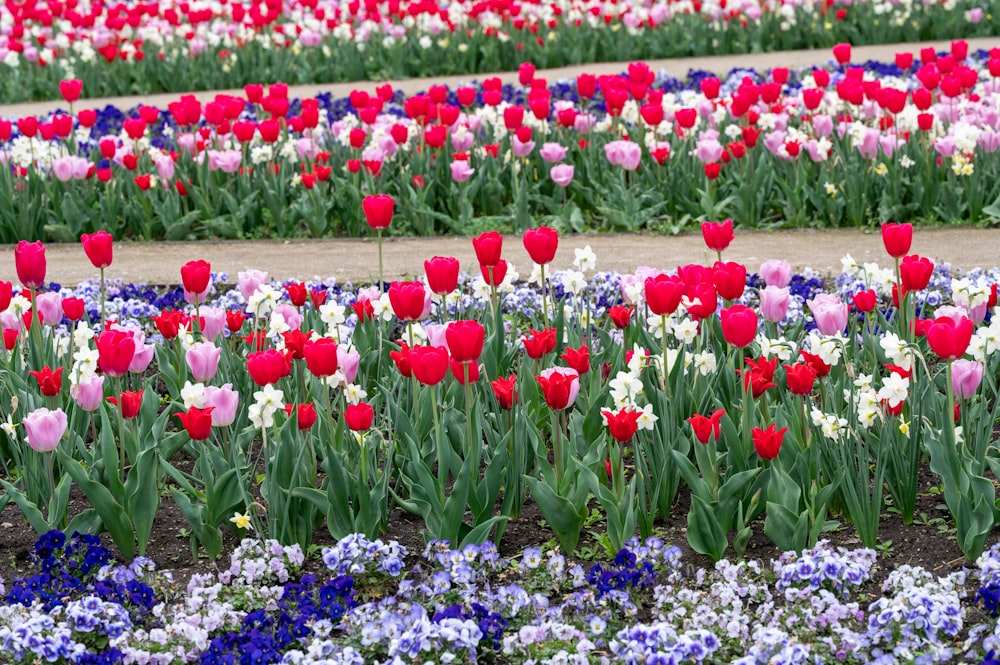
23;407;67;453
176;406;215;440
721;305;758;348
644;274;685;316
450;358;480;384
70;375;105;411
446;320;485;364
200;307;226;341
900;255;934;292
536;367;580;410
247;349;286;386
424;256;460;295
390;342;412;377
759;259;792;288
807;293;849;336
523;226;559;265
303;338;339;378
952;359;984;399
760;286;791;323
62;297;85;321
338;345;361;383
687;409;726;444
491;374;518;409
238;269;269;300
881;222;913;258
388;281;431;321
203;384;239;426
186;342;222;383
480;259;508;287
473;231;504;267
783;363;817;395
712;261;747;300
286;403;317;430
345;402;374;431
410;345;449;386
29;366;63;397
35;292;62;326
15;240;46;289
81;230;113;269
701;219;734;252
96;329;136;378
926;315;974;360
550;164;575;187
109;390;143;419
181;260;212;295
852;289;878;312
753;423;788;460
602;407;642;443
128;330;156;373
608;305;634;329
362;194;394;229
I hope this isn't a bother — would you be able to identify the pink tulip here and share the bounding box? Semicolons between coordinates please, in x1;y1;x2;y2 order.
550;164;574;187
338;345;361;384
511;136;535;158
203;383;239;426
450;160;475;182
539;142;568;163
275;303;302;331
760;260;792;288
807;293;849;335
238;269;269;300
23;407;67;453
35;292;62;326
200;307;226;341
952;359;983;399
186;341;222;382
70;375;105;412
760;286;791;323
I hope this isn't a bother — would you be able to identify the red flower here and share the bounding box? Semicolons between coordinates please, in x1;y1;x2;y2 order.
560;345;590;375
310;288;327;308
523;226;559;265
720;304;758;348
108;390;143;419
345;402;374;431
644;274;685;316
153;310;184;339
711;261;746;301
226;310;247;333
362;194;394;229
701;219;734;252
247;349;285;386
752;423;788;460
175;406;215;440
180;259;211;294
388;281;428;321
608;305;634;329
284;281;308;307
352;299;375;322
15;240;46;289
783;363;817;395
602;407;642;443
59;79;83;103
926;316;974;360
535;367;580;410
424;256;460;295
450;358;480;384
410;345;449;386
798;350;831;377
81;230;113;269
446;320;485;364
900;255;934;292
473;231;503;267
852;289;878;312
683;283;718;320
62;297;85;321
390;341;413;377
96;329;136;378
523;328;557;359
832;42;852;65
491;374;518;409
284;403;317;430
303;338;338;378
29;366;63;397
687;408;726;444
480;260;508;286
739;356;778;398
881;222;913;258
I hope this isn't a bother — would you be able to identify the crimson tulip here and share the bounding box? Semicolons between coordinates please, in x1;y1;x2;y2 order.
446;320;485;364
181;259;212;295
783;363;817;395
523;328;557;359
410;346;449;386
226;310;247;333
608;305;634;329
473;231;503;267
0;281;11;313
523;226;559;265
424;256;460;295
388;281;429;321
284;281;308;307
345;402;375;431
701;219;734;253
753;423;788;460
59;79;83;103
352;299;375;322
925;316;974;360
108;390;143;419
536;367;580;410
247;349;285;386
81;230;113;269
602;407;642;443
29;366;63;397
491;374;518;409
687;408;726;444
450;358;480;384
881;222;912;258
362;194;394;229
712;261;747;301
285;403;317;430
303;338;338;378
644;274;684;316
15;240;46;289
684;283;719;320
95;329;136;378
62;297;85;321
720;304;758;348
900;255;934;292
560;345;590;375
480;259;508;286
852;289;878;312
390;341;412;377
739;356;778;398
175;406;215;440
799;350;831;378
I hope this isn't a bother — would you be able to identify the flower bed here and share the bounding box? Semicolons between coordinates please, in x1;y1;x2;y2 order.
0;0;994;102
5;43;1000;242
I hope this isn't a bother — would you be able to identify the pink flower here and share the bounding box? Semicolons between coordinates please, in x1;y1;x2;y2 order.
275;303;302;331
539;142;568;162
511;136;535;157
35;292;62;326
203;383;239;426
450;160;475;182
70;375;105;412
550;164;574;187
807;293;849;336
694;137;724;163
337;345;361;383
760;286;791;323
238;269;269;300
186;341;222;382
200;307;226;341
952;359;983;398
23;407;67;453
760;259;792;287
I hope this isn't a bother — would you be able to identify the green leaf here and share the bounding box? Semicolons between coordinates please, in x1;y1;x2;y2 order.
57;449;136;559
524;475;587;554
686;494;728;561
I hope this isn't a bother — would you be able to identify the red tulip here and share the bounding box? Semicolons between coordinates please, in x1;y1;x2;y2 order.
783;363;817;395
390;341;412;377
15;240;46;289
247;349;285;386
473;231;503;267
29;366;63;397
424;256;460;295
284;403;317;430
900;255;934;292
410;346;449;386
739;356;778;398
59;79;83;103
720;304;758;348
687;408;726;444
284;281;308;307
881;222;912;258
926;316;974;360
491;374;518;409
108;390;143;419
644;274;684;316
181;259;211;294
81;230;113;269
310;288;327;308
352;299;375;322
450;358;480;384
281;330;311;360
832;42;852;64
388;281;429;321
175;406;215;440
153;310;184;339
701;219;734;252
560;345;590;375
608;305;634;329
446;320;485;364
798;350;831;378
712;261;747;300
362;194;394;229
480;259;508;286
96;329;136;378
345;402;374;431
226;310;247;333
683;283;719;320
852;289;878;312
523;226;559;266
62;297;85;321
753;423;788;460
0;281;11;313
536;368;580;410
602;407;642;443
303;338;338;378
523;328;557;359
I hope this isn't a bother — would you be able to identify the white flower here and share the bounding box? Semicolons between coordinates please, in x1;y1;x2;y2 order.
72;347;100;381
609;371;643;407
247;284;280;317
692;351;716;376
877;373;909;409
268;311;290;337
319;302;347;330
181;381;206;409
250;384;284;428
672;318;699;345
344;383;368;405
636;403;658;431
573;246;597;272
73;321;95;346
562;271;588;296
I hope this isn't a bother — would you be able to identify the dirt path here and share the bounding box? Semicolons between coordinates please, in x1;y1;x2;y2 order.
2;226;996;287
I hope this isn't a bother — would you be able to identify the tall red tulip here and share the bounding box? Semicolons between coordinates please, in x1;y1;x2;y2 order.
701;219;734;253
59;79;83;103
362;194;394;229
473;231;503;267
181;260;211;294
752;423;788;460
446;320;485;364
388;281;429;321
601;407;642;443
720;304;758;348
881;222;912;258
176;406;215;440
345;402;374;431
926;316;974;360
81;231;113;269
95;329;136;378
900;255;934;292
712;261;747;301
410;345;449;386
644;274;684;316
15;240;46;289
424;256;460;295
687;408;726;444
303;338;339;378
523;226;559;265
